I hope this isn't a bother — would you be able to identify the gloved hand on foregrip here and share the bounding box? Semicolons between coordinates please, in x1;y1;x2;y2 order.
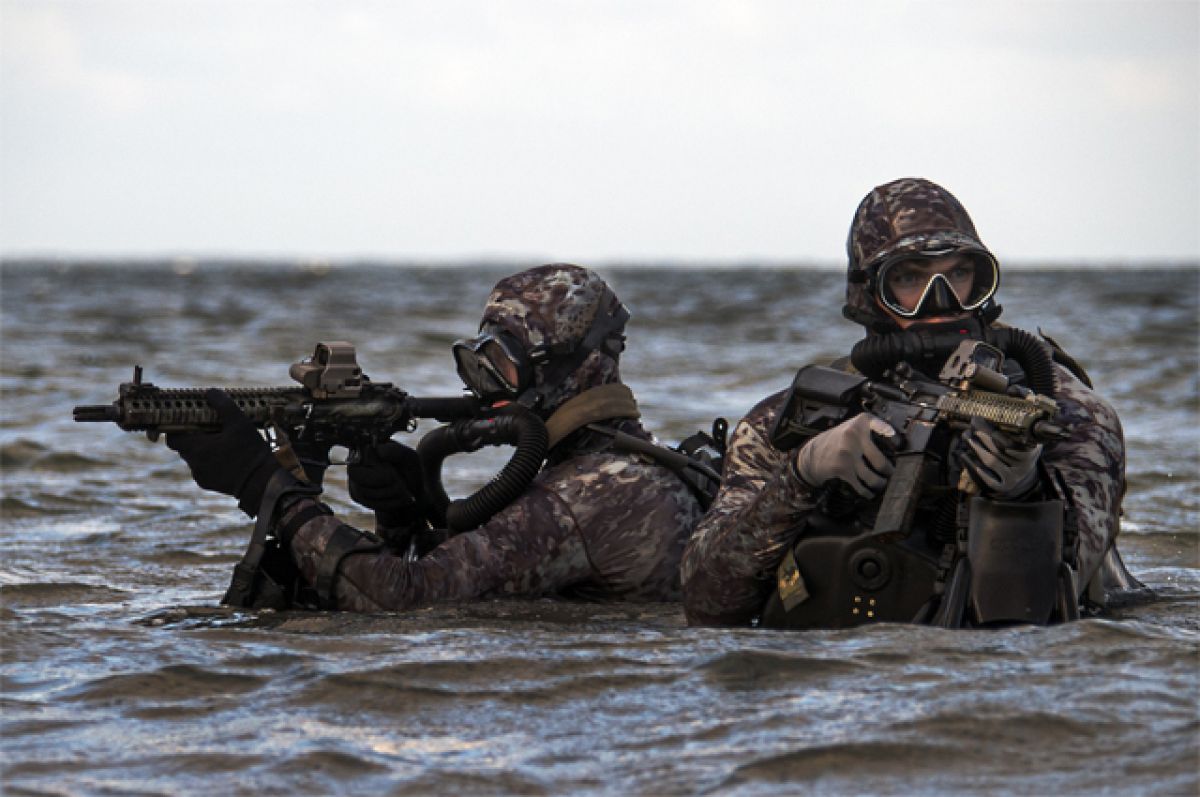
793;413;898;499
960;418;1043;499
165;388;284;516
347;440;428;528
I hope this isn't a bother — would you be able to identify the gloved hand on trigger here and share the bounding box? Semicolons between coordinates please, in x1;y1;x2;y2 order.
165;388;284;516
288;435;333;487
793;413;898;499
960;418;1042;499
347;440;428;528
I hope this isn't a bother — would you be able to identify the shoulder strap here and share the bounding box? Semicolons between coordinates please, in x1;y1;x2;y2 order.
544;383;726;509
584;421;724;510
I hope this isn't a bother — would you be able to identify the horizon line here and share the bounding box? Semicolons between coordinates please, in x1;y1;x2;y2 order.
2;254;1198;272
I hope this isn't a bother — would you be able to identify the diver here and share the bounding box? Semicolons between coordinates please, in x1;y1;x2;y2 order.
681;177;1138;628
167;265;707;611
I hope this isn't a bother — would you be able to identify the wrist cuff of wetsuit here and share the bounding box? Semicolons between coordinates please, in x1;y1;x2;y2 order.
787;446;818;491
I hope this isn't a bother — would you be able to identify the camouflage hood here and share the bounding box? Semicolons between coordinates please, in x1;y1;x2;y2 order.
479;264;628;415
843;178;1001;331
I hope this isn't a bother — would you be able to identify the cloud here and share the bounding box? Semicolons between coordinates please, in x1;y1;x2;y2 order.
1;0;1196;260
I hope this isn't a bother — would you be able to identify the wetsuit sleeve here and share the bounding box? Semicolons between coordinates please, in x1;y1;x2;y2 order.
1040;363;1126;592
681;392;821;626
279;483;594;612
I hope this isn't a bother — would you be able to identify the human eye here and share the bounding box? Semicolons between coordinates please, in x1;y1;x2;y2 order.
950;264;975;282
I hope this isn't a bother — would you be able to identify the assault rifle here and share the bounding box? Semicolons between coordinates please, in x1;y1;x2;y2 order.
769;340;1071;538
73;341;481;474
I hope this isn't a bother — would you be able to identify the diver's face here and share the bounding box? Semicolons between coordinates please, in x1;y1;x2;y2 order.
877;254;976;329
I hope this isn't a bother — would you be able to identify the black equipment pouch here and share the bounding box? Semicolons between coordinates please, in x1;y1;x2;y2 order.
673;417;729;510
759;528;940;630
966;496;1063;625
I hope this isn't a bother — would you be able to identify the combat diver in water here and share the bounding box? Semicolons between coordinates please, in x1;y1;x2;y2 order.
167;265;707;611
682;177;1139;628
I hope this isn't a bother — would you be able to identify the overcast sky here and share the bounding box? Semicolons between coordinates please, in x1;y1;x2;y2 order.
1;0;1196;264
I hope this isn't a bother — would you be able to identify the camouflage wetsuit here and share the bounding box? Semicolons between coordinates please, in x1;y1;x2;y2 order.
681;178;1127;626
280;266;703;611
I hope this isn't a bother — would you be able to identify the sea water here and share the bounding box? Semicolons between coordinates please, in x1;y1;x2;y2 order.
2;264;1196;795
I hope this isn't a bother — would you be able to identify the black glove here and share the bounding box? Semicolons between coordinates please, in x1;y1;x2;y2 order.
960;418;1042;499
166;388;283;516
288;434;334;487
347;440;427;528
793;413;899;499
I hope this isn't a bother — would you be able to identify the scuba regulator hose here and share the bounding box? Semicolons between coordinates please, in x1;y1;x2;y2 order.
418;406;550;533
849;321;1059;398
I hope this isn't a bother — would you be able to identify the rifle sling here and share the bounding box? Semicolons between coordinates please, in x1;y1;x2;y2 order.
544;383;722;478
223;470;320;608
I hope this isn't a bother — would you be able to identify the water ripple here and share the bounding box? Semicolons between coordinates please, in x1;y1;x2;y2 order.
1;264;1196;796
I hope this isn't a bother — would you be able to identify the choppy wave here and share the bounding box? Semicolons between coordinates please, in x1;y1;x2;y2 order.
1;264;1197;795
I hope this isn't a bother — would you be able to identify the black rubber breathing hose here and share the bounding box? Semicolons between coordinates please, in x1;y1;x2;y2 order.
417;407;549;533
849;323;1058;398
988;327;1059;398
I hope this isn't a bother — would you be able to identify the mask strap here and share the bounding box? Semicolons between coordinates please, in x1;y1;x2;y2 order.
519;286;629;409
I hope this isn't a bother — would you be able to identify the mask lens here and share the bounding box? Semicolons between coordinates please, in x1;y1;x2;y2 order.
482;340;521;390
961;254;998;308
453;342;502;399
452;330;529;400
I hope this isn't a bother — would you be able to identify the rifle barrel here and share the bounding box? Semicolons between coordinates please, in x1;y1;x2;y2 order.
73;405;120;423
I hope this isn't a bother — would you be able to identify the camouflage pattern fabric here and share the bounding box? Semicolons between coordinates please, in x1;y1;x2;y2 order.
680;361;1126;626
480;263;625;415
1042;367;1127;579
276;265;703;611
282;416;700;611
679;387;815;626
844;177;997;330
681;178;1126;627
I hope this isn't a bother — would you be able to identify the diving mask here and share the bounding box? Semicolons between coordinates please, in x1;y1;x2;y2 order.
875;248;999;320
452;326;539;403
